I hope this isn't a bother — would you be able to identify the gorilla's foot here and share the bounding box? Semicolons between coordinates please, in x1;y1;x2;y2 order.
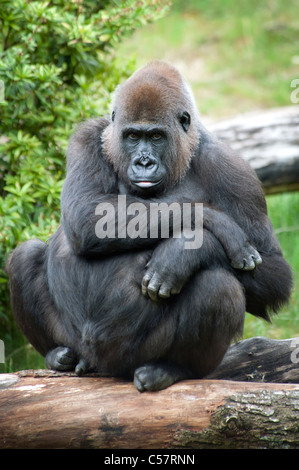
74;357;89;376
45;346;88;374
134;362;188;392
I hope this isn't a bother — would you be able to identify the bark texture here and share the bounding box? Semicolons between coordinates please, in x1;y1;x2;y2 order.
1;365;299;449
210;106;299;194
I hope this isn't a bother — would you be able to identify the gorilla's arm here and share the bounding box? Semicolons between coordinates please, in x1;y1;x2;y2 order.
141;228;227;301
142;135;292;312
63;175;260;268
61;118;162;255
61;119;262;269
140;133;282;302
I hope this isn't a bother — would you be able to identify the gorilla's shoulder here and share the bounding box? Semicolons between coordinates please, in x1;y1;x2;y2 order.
70;117;110;145
66;117;110;168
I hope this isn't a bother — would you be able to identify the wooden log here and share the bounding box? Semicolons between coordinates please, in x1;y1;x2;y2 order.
209;106;299;194
208;337;299;383
1;366;299;449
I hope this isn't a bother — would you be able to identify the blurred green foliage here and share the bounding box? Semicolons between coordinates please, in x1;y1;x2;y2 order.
0;0;170;370
120;0;298;117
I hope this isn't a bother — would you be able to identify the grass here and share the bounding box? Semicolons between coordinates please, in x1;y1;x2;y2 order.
118;0;299;340
119;0;299;118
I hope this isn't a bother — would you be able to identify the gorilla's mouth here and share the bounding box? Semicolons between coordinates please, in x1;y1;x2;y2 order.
132;180;162;188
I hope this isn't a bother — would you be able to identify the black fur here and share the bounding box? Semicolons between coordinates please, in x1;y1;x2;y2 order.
6;62;292;391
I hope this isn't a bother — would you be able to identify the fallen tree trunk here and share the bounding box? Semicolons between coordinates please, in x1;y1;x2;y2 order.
209;106;299;194
1;337;299;450
208;336;299;383
1;372;299;450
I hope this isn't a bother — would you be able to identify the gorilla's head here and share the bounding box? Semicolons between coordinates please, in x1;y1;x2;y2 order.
102;61;200;196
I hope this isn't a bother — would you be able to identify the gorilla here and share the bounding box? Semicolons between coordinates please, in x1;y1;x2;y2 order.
7;61;292;392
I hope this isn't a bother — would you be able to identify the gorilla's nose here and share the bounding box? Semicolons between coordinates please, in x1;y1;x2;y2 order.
133;153;158;171
139;153;153;165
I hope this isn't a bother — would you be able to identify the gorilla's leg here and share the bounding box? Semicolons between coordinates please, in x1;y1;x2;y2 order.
6;239;79;371
7;240;56;355
134;268;245;392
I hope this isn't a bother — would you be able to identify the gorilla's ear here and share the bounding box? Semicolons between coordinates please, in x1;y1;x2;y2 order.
179;111;191;132
112;111;115;122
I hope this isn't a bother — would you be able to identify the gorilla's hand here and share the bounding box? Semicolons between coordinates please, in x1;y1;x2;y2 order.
141;237;197;301
142;262;184;301
201;206;262;272
230;241;262;271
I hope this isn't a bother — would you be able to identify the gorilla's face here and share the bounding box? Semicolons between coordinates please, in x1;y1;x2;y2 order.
101;63;196;194
123;124;168;195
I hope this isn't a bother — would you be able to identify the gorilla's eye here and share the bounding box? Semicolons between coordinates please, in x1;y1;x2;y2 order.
151;133;162;141
128;133;139;141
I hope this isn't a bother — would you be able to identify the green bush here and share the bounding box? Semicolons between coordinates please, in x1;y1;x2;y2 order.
0;0;170;368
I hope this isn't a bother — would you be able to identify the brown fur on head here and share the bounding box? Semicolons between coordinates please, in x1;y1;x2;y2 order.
102;61;200;188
